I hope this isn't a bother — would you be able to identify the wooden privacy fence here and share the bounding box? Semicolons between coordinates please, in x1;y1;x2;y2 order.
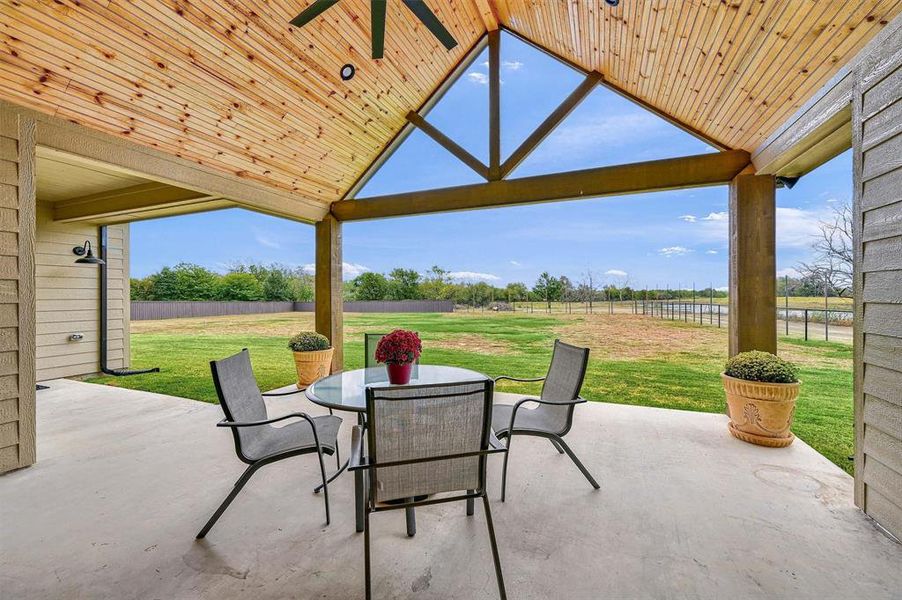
131;300;454;320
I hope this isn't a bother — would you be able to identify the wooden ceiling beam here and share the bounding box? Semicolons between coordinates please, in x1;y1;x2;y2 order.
406;111;489;180
52;182;219;222
472;0;500;31
500;70;603;178
332;149;751;221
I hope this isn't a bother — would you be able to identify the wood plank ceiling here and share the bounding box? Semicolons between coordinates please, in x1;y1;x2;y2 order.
1;1;899;213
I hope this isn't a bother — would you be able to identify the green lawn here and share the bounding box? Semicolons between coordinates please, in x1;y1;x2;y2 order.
88;311;854;474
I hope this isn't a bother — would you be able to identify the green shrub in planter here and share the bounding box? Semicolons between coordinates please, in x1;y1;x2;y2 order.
724;350;798;384
288;331;331;352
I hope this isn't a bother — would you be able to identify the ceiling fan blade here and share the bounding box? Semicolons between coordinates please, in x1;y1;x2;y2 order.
289;0;339;28
401;0;458;51
371;0;387;59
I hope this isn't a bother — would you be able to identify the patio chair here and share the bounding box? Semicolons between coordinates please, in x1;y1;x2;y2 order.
364;332;421;368
349;380;507;600
196;349;342;539
492;339;599;502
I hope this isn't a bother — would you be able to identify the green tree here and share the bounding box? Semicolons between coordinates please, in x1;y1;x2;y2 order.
130;276;156;301
420;266;454;300
504;282;528;303
261;267;294;301
292;272;315;302
150;263;219;300
215;272;264;301
387;268;421;300
352;272;389;301
532;272;563;308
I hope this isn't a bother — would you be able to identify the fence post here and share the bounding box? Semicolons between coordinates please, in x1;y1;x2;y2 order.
804;310;808;341
717;305;721;328
825;309;829;341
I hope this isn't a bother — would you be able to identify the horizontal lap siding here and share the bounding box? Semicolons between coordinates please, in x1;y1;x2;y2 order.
35;202;129;380
0;105;35;473
853;24;902;539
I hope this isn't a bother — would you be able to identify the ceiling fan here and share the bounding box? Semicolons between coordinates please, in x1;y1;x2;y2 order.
290;0;458;60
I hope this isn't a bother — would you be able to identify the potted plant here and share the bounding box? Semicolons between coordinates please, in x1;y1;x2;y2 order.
722;351;800;447
288;331;333;389
375;329;422;385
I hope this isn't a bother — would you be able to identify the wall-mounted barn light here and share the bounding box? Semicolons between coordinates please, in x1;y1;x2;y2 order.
73;240;105;265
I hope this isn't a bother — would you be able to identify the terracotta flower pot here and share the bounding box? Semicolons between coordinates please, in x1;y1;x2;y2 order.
722;373;800;447
386;362;413;385
293;348;334;389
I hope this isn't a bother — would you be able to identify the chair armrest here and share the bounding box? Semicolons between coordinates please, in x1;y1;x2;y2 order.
493;375;546;384
348;424;368;471
262;388;303;397
216;412;314;428
529;396;587;407
488;430;506;451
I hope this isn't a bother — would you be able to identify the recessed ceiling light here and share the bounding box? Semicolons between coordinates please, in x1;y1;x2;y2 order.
340;64;356;81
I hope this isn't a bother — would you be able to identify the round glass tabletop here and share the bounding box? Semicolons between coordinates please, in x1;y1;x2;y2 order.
305;365;489;413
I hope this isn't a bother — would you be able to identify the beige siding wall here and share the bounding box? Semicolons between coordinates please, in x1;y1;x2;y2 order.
35;205;129;380
853;21;902;539
0;105;36;474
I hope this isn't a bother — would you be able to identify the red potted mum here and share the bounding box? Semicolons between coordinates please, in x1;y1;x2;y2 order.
375;329;422;385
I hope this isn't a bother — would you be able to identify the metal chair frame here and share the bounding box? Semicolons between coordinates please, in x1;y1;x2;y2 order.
349;380;508;600
196;350;338;539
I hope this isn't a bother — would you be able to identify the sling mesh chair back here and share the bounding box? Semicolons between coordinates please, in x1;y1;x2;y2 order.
492;339;599;501
195;349;341;538
350;380;507;599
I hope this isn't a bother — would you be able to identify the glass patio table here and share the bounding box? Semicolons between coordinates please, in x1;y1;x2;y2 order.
305;365;490;534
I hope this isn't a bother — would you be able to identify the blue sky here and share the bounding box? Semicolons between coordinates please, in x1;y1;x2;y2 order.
131;32;851;290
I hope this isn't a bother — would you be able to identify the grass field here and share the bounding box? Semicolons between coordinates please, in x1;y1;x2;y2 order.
88;311;854;474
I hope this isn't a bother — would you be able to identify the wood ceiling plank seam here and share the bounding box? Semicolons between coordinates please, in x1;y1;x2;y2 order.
566;0;581;62
0;25;362;183
715;0;847;144
126;1;399;145
668;0;726;121
585;1;598;74
739;0;901;148
227;0;434;121
656;0;705;111
634;0;661;91
641;0;686;105
607;0;622;83
0;55;73;116
692;1;767;123
635;0;666;100
616;0;638;87
689;0;781;132
50;3;379;163
701;0;801;140
681;0;744;122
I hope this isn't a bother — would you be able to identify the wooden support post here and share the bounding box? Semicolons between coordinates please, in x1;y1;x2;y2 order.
488;29;501;181
729;174;776;356
315;215;343;372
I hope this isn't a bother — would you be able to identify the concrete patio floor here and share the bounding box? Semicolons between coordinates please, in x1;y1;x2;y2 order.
1;380;900;599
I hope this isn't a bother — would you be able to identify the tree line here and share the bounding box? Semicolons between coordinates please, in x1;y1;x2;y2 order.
130;263;734;306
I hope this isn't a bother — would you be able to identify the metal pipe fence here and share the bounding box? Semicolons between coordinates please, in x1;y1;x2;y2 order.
131;300;454;320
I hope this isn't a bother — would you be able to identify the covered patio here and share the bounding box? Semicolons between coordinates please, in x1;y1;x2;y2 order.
1;380;900;598
1;2;901;597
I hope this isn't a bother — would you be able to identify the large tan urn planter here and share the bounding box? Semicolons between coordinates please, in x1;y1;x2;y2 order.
293;348;334;389
722;373;800;448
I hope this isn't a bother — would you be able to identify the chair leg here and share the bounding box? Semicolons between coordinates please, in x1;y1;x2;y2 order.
555;437;600;490
364;509;372;600
550;439;565;454
482;494;507;600
315;448;331;525
314;458;348;494
467;491;475;516
196;462;260;539
501;435;513;502
405;505;416;537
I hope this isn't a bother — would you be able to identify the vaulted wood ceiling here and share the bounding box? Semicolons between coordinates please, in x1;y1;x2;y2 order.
1;1;899;215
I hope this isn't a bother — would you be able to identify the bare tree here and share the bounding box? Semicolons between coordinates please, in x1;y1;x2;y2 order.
797;201;853;295
580;269;600;312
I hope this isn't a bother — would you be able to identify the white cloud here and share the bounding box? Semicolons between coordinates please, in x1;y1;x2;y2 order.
302;262;370;278
702;211;727;221
509;260;522;267
679;215;697;223
682;207;827;249
659;246;691;257
532;113;665;159
448;271;500;282
826;197;838;203
777;267;800;278
254;234;280;249
715;286;729;292
466;72;488;85
502;60;523;71
706;250;718;255
605;269;628;278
